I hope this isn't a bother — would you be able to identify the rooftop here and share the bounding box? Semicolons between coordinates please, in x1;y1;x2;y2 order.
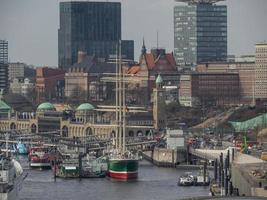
37;102;56;111
0;100;11;111
76;103;95;111
175;0;225;5
156;74;163;84
69;55;117;74
256;42;267;46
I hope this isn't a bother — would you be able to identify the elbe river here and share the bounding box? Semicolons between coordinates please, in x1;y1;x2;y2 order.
19;157;210;200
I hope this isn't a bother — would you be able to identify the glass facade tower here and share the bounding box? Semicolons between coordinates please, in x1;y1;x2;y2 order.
59;1;134;68
0;40;8;92
174;2;227;68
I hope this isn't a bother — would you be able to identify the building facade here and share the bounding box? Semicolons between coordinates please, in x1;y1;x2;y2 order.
8;62;26;81
179;72;240;107
179;74;193;106
58;1;134;68
0;101;154;139
36;67;66;103
65;68;90;102
255;43;267;100
174;0;227;68
127;44;179;105
197;62;256;105
65;52;116;104
10;78;35;97
0;40;8;93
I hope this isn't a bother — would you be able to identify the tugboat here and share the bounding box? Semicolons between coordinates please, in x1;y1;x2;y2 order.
178;172;194;186
28;146;51;169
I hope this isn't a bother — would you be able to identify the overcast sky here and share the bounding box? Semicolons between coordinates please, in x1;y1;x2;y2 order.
0;0;267;66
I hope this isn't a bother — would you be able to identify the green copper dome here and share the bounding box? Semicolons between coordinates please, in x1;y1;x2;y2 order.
0;100;11;111
76;103;95;111
156;74;163;84
37;102;55;111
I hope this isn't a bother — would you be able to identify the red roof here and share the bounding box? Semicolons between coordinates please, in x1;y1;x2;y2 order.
128;51;176;75
165;53;176;68
144;52;176;70
127;65;141;75
145;54;155;70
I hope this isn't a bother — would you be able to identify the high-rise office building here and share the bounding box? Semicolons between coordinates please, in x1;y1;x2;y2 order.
174;0;227;68
58;1;134;68
255;42;267;100
0;40;8;93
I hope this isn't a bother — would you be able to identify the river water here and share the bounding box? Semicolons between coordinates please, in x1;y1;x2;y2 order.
19;157;211;200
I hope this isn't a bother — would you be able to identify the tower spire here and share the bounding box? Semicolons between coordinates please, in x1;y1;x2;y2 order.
141;37;146;55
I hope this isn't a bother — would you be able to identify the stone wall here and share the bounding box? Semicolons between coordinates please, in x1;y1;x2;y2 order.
143;148;186;167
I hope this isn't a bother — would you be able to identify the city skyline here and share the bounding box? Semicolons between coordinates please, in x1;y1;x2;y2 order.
0;0;267;66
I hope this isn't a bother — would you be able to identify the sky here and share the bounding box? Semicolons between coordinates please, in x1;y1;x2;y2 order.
0;0;267;66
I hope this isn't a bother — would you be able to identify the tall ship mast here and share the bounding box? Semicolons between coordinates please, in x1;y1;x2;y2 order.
107;41;139;180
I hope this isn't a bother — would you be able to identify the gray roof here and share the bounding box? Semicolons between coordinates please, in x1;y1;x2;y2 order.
70;56;116;74
71;56;96;69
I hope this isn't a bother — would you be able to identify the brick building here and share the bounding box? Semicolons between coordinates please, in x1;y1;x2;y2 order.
127;43;179;105
36;67;66;103
65;52;115;104
196;62;255;105
179;72;240;107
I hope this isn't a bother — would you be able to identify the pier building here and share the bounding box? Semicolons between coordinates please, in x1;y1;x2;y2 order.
0;100;156;139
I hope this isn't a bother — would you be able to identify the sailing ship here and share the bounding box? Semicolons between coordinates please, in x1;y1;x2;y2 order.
108;150;138;180
107;41;139;180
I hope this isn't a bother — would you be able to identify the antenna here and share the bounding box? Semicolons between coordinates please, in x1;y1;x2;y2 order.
157;31;159;49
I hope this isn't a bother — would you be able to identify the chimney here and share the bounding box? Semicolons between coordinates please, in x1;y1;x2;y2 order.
77;51;87;64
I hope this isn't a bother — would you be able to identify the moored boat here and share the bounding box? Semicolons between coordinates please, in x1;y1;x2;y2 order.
0;143;17;154
17;142;28;155
56;164;79;178
28;146;51;169
0;153;24;200
178;172;194;186
55;154;108;178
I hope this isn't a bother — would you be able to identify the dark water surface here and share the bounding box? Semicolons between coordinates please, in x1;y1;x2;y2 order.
19;157;210;200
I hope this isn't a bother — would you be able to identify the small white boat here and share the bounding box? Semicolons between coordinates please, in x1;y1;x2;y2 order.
178;172;194;186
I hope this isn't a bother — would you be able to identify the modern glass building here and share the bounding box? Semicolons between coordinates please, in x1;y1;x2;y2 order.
58;1;134;68
0;40;8;93
174;0;227;68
